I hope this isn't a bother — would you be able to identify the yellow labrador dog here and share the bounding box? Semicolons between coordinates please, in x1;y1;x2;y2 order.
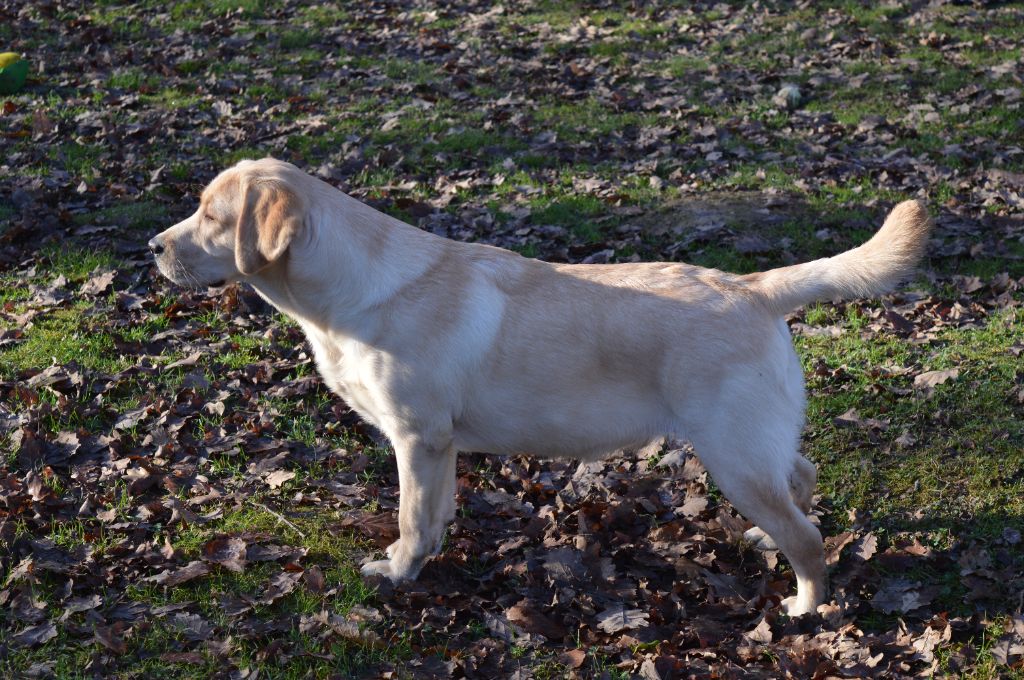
150;158;930;616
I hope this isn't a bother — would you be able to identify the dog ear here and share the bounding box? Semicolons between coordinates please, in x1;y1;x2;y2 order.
235;179;303;276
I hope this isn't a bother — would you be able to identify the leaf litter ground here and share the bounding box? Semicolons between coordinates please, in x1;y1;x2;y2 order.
1;1;1023;678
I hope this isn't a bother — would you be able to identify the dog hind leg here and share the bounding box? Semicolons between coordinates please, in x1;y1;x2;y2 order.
743;454;817;550
690;419;825;616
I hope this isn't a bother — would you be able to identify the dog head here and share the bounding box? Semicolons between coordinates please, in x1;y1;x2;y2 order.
149;158;306;288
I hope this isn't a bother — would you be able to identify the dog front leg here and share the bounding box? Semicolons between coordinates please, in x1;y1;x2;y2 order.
361;435;456;581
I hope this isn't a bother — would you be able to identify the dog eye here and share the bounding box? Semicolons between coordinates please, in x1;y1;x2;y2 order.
204;213;217;222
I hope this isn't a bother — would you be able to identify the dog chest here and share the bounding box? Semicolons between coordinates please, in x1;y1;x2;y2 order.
301;328;388;427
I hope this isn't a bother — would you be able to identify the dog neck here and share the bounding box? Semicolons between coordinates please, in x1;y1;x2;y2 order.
246;188;448;342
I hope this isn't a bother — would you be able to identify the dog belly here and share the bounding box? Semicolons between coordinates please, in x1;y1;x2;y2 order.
452;387;672;459
453;425;663;461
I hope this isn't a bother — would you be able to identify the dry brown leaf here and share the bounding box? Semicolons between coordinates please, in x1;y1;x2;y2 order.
203;536;248;573
265;469;296;489
145;560;210;587
595;605;649;634
914;368;959;396
13;621;57;648
506;602;567;639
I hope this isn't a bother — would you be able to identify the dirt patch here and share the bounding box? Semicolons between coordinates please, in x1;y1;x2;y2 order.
638;191;812;239
624;191;832;270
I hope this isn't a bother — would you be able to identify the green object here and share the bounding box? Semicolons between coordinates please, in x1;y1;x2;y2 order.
0;58;29;94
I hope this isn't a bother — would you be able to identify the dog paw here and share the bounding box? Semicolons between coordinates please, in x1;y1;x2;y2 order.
743;526;778;551
780;595;814;617
360;559;396;580
360;550;424;582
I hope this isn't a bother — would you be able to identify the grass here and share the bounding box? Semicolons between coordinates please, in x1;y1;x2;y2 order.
73;201;169;230
3;506;396;679
0;305;125;378
108;68;159;93
530;195;610;242
42;246;119;282
0;246;123;378
798;308;1024;549
49;142;106;179
9;0;1020;204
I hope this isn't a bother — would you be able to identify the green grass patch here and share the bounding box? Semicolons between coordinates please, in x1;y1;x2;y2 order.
50;142;105;179
141;87;205;109
74;201;168;231
799;308;1024;553
530;194;610;242
42;246;118;282
0;305;127;378
108;67;159;92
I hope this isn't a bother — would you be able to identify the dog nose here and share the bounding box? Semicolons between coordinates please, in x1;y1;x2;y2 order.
148;237;165;256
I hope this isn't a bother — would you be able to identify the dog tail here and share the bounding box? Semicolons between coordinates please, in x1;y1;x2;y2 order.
742;200;931;316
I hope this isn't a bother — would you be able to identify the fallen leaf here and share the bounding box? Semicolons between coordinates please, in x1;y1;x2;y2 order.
595;605;649;634
745;617;772;644
824;531;856;566
170;612;215;641
914;368;959;397
833;408;863;428
145;561;210;587
327;614;383;646
542;546;585;583
255;570;301;605
164;351;205;371
203;536;248;573
265;469;296;489
159;652;205;664
80;269;116;296
30;539;90;574
13;621;57;647
94;624;128;654
303;565;325;593
507;602;567;639
853;532;878;561
11;589;47;624
871;578;933;614
62;594;102;616
680;493;708;518
559;649;587;669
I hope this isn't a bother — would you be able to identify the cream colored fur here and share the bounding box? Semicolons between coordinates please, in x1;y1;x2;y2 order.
150;158;932;617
